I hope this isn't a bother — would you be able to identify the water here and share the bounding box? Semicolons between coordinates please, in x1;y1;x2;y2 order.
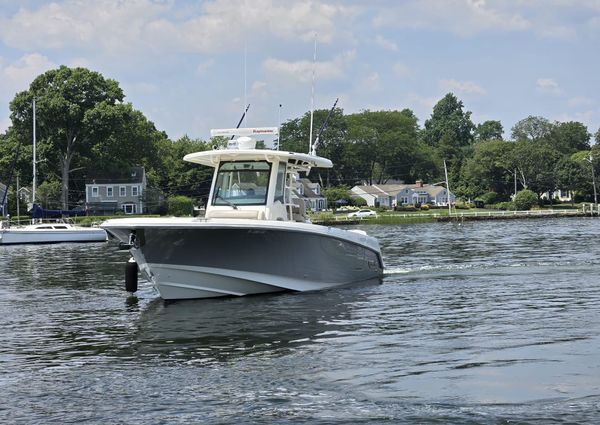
1;218;600;424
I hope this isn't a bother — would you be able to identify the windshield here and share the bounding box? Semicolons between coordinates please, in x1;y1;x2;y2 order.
212;161;271;207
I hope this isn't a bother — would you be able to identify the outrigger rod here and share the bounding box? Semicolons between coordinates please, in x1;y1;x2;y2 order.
231;104;250;140
310;98;338;156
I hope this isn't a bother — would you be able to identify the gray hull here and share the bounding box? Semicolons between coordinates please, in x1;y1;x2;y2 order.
105;222;383;299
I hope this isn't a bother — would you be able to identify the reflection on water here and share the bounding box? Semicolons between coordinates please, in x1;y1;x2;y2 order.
127;286;372;363
1;218;600;423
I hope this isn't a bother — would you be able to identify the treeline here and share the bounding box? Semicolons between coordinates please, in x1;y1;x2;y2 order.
1;66;600;213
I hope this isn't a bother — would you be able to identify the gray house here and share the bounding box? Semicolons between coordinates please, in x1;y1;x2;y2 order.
293;178;327;211
85;167;147;215
351;180;455;208
0;182;7;217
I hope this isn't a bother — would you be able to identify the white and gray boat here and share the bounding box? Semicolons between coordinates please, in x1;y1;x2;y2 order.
101;127;383;300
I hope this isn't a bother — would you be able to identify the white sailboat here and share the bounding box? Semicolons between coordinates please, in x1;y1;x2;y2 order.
0;99;107;245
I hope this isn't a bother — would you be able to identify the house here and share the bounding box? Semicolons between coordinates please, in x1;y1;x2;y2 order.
85;167;147;215
0;182;7;217
351;180;455;208
293;178;327;211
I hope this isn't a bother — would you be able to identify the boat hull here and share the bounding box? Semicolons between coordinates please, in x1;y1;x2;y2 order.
0;228;107;244
102;219;383;299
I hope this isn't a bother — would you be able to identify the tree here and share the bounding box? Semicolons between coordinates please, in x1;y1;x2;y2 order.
321;186;351;210
9;66;160;209
475;120;503;141
420;93;475;186
554;156;588;204
510;116;552;142
548;121;590;155
460;140;515;200
345;109;422;185
508;141;562;198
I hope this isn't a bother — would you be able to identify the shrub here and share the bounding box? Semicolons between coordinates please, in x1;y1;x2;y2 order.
478;191;497;205
454;201;471;209
167;195;194;216
493;201;514;210
514;189;538;211
420;204;430;211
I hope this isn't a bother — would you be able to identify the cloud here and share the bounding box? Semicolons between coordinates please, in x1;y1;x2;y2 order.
372;0;531;36
0;0;357;55
374;34;398;51
439;79;486;95
263;50;356;83
1;53;56;94
362;72;381;91
567;96;595;108
536;77;562;95
393;63;413;78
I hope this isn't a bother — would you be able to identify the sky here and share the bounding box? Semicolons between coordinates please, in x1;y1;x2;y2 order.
1;0;600;143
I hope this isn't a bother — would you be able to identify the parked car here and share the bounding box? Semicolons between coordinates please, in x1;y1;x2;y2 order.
347;209;377;218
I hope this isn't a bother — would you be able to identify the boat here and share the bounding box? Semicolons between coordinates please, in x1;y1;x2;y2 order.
0;221;107;245
101;127;383;300
0;98;108;245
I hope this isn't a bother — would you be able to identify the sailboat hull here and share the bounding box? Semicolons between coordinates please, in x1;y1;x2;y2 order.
102;218;383;299
0;227;107;244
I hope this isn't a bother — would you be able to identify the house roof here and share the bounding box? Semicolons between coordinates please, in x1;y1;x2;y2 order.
353;183;451;197
86;166;145;185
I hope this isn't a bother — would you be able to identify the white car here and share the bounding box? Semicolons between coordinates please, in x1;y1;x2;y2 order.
347;209;377;218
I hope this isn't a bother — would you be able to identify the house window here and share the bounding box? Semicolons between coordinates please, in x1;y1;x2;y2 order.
120;186;126;197
92;186;99;197
122;204;137;214
107;187;113;197
132;186;139;197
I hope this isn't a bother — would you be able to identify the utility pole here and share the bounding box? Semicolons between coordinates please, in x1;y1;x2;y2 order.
590;154;598;205
16;174;19;221
444;159;451;216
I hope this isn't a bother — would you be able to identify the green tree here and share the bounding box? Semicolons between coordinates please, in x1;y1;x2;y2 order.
554;156;588;204
548;121;590;155
420;93;475;186
514;189;538;210
510;116;552;142
321;186;350;210
9;66;162;210
509;141;562;198
475;120;503;141
167;195;194;216
460;139;515;200
345;109;422;185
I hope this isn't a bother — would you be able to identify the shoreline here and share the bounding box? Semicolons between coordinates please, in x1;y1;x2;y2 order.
314;209;596;226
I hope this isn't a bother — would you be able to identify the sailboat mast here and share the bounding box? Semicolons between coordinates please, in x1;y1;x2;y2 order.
32;98;36;205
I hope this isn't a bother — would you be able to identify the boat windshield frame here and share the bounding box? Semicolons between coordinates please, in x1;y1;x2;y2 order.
211;160;272;207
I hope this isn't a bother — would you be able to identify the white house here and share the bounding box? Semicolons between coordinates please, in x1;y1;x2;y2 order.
351;180;455;208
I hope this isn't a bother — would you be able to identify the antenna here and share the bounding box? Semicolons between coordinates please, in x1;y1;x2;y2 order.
308;33;317;155
311;98;338;156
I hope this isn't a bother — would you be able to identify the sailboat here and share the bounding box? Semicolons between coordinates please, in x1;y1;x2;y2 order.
0;99;107;245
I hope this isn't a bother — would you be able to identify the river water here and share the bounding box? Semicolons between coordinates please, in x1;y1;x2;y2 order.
1;217;600;424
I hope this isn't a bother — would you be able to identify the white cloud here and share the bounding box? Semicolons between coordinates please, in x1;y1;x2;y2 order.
568;96;595;108
439;79;486;95
263;50;356;83
372;0;531;36
0;116;10;133
362;72;381;91
536;78;562;95
1;53;56;94
196;59;215;76
374;34;398;51
393;63;413;78
0;0;357;55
